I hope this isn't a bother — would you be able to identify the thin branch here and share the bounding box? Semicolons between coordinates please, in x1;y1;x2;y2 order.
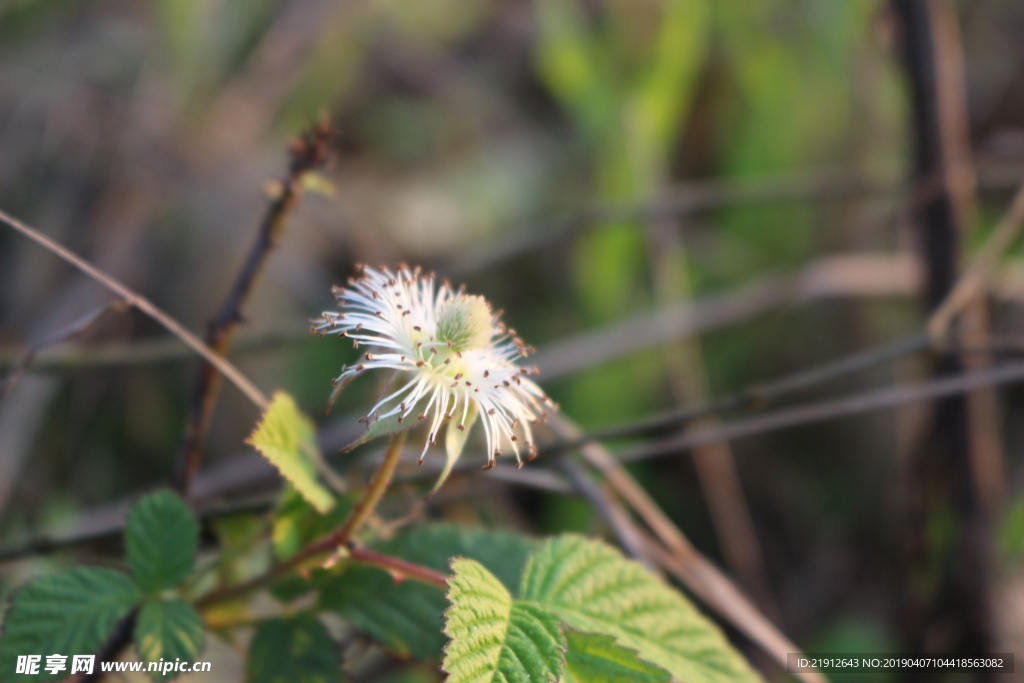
446;169;900;276
0;497;274;564
14;251;1024;380
0;455;576;565
4;327;938;557
17;330;1024;566
618;356;1024;463
444;164;1022;277
0;301;131;402
10;328;934;549
928;182;1024;339
0;327;308;372
346;546;448;590
642;539;828;683
558;458;656;572
542;331;932;456
642;214;773;609
0;208;269;410
196;541;447;611
892;0;995;660
174;117;334;493
533;253;935;382
195;431;408;609
547;414;826;683
333;431;407;546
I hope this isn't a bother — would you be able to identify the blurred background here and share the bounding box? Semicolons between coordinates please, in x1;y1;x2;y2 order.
2;0;1024;681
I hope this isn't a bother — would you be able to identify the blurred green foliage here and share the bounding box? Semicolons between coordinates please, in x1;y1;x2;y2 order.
2;0;1024;678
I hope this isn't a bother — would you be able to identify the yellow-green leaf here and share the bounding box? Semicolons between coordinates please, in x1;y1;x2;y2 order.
248;391;334;514
520;536;760;683
561;631;669;683
443;558;565;683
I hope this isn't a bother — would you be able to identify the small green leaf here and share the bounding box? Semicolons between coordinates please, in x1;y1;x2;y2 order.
0;568;141;683
340;412;416;452
126;489;199;593
248;391;335;513
443;558;565;683
134;599;204;680
300;172;337;198
520;535;760;683
318;524;537;660
268;487;354;603
246;615;343;683
561;631;669;683
430;402;479;497
273;487;353;561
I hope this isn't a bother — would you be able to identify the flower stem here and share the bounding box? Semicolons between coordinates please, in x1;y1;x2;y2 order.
196;430;412;610
333;430;407;546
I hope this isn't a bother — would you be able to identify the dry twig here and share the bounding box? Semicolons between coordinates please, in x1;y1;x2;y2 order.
174;117;334;493
0;208;268;410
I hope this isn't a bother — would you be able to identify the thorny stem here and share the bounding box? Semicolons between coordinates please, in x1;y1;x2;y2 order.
174;116;334;494
196;431;414;609
344;546;448;590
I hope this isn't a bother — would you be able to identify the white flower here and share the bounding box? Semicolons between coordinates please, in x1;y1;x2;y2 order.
311;264;553;470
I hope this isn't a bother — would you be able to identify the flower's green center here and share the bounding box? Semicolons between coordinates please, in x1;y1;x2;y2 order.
436;295;492;352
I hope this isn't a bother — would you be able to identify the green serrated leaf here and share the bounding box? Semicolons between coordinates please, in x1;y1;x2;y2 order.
429;402;479;498
246;615;343;683
0;568;141;683
248;391;335;514
443;558;565;683
126;489;199;593
319;564;445;660
134;599;204;681
318;524;537;661
561;631;669;683
520;536;760;683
